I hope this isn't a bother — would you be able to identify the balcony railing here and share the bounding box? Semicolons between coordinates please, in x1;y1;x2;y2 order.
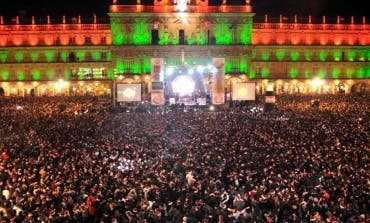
109;5;252;13
253;23;369;31
0;23;111;31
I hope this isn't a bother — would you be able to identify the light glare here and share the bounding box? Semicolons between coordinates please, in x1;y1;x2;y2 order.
172;75;195;96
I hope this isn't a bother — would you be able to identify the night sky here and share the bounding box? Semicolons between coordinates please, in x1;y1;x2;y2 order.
0;0;368;21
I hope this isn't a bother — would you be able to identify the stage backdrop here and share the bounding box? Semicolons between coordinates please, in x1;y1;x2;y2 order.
232;82;256;101
117;83;142;102
151;58;165;105
211;58;225;104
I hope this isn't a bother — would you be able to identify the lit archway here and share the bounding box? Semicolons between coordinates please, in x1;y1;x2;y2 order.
351;82;370;95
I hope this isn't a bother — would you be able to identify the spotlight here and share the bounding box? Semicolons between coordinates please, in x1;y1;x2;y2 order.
172;75;195;96
188;68;194;75
166;66;175;76
197;65;205;74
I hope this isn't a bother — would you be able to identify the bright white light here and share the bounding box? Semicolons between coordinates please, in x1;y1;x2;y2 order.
166;66;175;76
55;79;68;92
188;68;194;75
172;75;195;96
311;77;325;89
197;65;204;74
176;0;188;12
266;82;274;92
209;105;215;111
207;64;217;73
250;107;263;113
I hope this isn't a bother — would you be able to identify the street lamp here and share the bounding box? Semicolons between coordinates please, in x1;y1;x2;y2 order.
55;78;69;95
311;77;325;93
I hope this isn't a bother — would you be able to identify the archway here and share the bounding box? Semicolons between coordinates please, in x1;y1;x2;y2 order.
351;82;370;95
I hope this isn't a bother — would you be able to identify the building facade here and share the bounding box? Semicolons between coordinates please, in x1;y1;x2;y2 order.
0;0;369;98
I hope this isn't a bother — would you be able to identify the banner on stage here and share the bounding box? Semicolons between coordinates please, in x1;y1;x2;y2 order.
117;83;142;102
151;58;165;105
232;82;256;101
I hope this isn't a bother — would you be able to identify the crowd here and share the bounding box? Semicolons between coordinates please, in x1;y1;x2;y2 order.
0;94;368;223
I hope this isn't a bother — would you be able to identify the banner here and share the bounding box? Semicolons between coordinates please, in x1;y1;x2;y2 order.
211;58;225;104
117;83;142;102
151;58;165;105
232;82;256;101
